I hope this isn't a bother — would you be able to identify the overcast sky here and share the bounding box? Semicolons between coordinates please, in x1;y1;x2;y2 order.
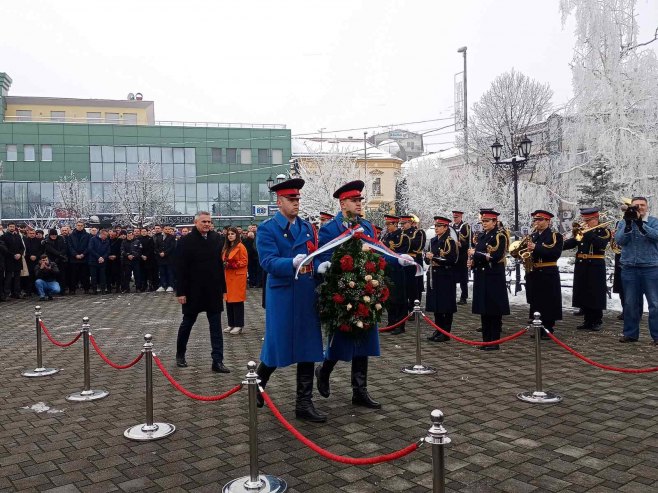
2;1;657;151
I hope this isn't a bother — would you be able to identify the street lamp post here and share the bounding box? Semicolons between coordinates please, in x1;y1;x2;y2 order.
457;46;468;165
491;135;532;295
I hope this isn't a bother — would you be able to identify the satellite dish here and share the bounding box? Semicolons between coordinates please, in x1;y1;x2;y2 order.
135;92;143;100
127;93;135;100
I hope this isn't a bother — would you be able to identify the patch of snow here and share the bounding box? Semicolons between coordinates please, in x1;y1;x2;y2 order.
21;402;64;414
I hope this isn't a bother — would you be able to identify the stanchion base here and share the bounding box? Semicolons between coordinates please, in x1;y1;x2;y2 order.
223;474;287;493
124;422;176;441
66;389;109;402
21;367;59;378
517;390;562;404
401;364;437;375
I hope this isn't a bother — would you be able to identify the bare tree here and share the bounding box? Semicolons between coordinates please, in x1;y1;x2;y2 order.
465;69;554;164
111;161;174;228
296;144;369;219
54;171;96;220
26;204;59;231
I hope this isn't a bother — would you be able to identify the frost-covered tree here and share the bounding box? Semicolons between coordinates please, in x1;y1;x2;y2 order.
576;158;622;211
26;204;58;231
465;69;553;164
55;171;96;220
111;161;174;228
560;0;658;197
296;145;369;219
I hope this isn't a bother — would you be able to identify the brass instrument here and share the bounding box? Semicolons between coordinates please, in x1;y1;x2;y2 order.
509;229;535;272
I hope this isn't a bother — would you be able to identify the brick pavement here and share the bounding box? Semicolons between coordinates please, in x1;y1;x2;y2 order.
1;291;657;492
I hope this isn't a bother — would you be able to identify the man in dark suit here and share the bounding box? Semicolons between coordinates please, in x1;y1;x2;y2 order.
175;211;230;373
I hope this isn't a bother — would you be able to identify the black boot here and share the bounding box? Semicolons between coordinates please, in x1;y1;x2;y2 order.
256;362;276;408
315;359;337;398
295;363;327;423
351;357;381;409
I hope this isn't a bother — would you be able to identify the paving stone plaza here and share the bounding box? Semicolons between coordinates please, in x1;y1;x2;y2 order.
1;291;657;492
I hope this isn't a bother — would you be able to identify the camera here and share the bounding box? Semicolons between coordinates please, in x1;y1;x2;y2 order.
623;205;639;220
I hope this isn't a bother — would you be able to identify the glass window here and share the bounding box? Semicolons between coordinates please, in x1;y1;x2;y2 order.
2;182;15;201
372;177;382;196
184;164;196;178
28;182;41;202
184;148;195;164
123;113;137;125
175;183;185;199
211;148;222;164
230;183;241;201
102;183;113;199
126;146;138;163
186;184;196;200
90;146;102;162
127;163;138;176
114;146;126;163
271;149;283;164
16;110;32;121
162;147;173;164
105;112;120;124
24;145;36;161
87;112;101;123
102;146;114;163
258;183;270;201
173;163;185;179
50;111;65;122
114;163;127;178
138;146;150;163
91;183;103;201
90;162;103;181
218;183;229;201
258;149;269;164
41;183;54;202
102;163;114;181
227;148;237;164
173;148;185;163
41;144;53;162
162;163;174;179
150;147;161;163
6;144;17;161
196;183;208;200
240;149;252;164
207;183;219;202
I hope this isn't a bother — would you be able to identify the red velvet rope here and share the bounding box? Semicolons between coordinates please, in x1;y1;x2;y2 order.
544;330;658;373
89;334;144;369
152;355;244;401
262;390;421;465
378;313;412;332
422;315;528;346
39;320;82;348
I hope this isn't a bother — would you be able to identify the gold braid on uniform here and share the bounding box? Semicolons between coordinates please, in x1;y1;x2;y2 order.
543;231;558;248
487;231;508;264
411;230;424;255
388;236;404;249
599;228;611;240
458;224;471;243
440;236;452;257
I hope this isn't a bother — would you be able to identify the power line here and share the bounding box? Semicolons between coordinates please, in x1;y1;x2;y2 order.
291;115;456;137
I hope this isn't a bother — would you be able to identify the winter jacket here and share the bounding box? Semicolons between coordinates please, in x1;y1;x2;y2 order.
121;238;143;261
615;216;658;267
2;231;25;272
68;229;91;263
154;233;176;265
35;261;60;282
87;236;110;264
43;236;69;264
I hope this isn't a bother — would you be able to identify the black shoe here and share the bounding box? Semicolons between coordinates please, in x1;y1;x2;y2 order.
617;312;624;320
587;322;602;332
39;296;46;301
176;357;188;368
476;327;482;332
619;336;639;343
573;309;584;316
47;296;53;301
256;362;276;408
212;362;231;373
295;405;327;423
408;313;416;322
352;388;381;409
576;323;590;331
479;345;500;351
391;327;405;335
540;332;551;340
427;330;441;341
457;299;467;305
315;360;336;398
296;363;327;422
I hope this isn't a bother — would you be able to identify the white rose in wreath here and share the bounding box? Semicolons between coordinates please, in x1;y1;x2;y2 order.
356;321;364;328
346;303;353;311
364;275;373;282
362;296;371;303
375;303;382;311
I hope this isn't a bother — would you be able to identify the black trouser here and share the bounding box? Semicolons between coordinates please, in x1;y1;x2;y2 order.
106;259;121;290
434;312;454;332
386;303;408;330
481;314;502;342
0;269;5;299
406;266;419;312
458;279;468;301
121;260;141;291
583;308;603;325
147;261;159;290
69;263;90;292
247;261;260;287
89;264;107;291
226;301;244;327
176;311;224;364
4;271;21;297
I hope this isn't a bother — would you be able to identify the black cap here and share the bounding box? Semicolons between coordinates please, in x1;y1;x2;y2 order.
531;210;554;219
384;214;399;223
270;178;305;198
433;216;451;225
333;180;365;200
579;207;600;216
49;228;58;236
479;209;500;218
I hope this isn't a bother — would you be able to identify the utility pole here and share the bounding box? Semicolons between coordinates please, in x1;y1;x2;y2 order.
319;127;326;151
364;131;368;210
457;46;468;165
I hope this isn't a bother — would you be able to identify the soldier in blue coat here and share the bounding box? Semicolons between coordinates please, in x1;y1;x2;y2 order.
255;178;326;423
314;180;413;409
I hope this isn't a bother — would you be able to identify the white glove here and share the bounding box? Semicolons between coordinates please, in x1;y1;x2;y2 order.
292;254;307;269
398;254;415;266
317;261;331;274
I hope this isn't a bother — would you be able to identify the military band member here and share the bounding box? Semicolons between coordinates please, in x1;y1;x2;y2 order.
426;216;458;342
451;210;471;305
399;215;421;318
412;215;426;302
526;210;563;337
467;209;509;350
562;207;610;331
382;214;410;335
319;211;334;228
256;178;326;422
314;180;384;409
374;224;383;241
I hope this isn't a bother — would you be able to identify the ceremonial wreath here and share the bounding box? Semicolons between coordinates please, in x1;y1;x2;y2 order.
318;234;390;341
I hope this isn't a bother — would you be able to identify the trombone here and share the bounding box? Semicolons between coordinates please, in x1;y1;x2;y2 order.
568;212;614;242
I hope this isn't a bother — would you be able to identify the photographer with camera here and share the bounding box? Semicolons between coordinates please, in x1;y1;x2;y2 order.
35;254;61;301
614;196;658;344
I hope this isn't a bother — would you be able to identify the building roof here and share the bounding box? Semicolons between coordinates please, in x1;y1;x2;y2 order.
404;148;463;169
292;137;402;161
4;95;154;109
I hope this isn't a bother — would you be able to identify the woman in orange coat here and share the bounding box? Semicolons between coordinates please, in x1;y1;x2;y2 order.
222;227;248;334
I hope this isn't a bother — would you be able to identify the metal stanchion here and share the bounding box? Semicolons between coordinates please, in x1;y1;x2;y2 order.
402;300;436;375
22;305;59;377
517;312;562;404
66;317;109;402
124;334;176;441
223;361;287;493
426;409;451;493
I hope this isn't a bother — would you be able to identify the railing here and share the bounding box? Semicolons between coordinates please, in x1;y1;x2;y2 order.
3;116;286;129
